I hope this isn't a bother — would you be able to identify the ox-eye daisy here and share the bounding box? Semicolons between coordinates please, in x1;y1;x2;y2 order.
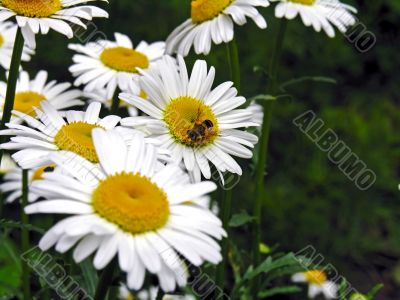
0;0;108;48
0;162;55;203
292;270;338;299
0;101;120;169
120;56;260;182
0;70;83;122
25;129;225;292
166;0;269;56
69;33;165;98
272;0;357;37
0;21;34;70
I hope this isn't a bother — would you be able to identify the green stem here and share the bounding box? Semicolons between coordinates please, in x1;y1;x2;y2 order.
110;88;121;115
155;289;165;300
252;19;287;298
0;27;24;163
215;39;241;292
21;169;30;300
94;259;117;300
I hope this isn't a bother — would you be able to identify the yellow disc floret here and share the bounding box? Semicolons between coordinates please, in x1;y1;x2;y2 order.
100;47;149;73
0;34;4;47
164;96;219;147
288;0;316;5
304;270;327;285
2;0;62;18
191;0;232;23
54;122;101;163
92;172;170;235
13;91;46;116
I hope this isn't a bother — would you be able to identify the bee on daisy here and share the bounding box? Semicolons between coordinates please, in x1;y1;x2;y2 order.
0;160;56;203
271;0;357;37
0;0;109;49
0;101;121;169
69;32;165;99
0;21;34;70
120;56;260;182
292;270;338;299
25;129;225;292
166;0;269;56
0;70;83;122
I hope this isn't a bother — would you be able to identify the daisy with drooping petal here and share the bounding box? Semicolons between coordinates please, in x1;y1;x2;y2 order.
0;0;109;48
0;163;55;203
271;0;357;37
292;270;338;299
0;70;84;122
120;56;260;182
69;33;165;98
166;0;269;56
0;101;121;169
25;129;225;292
0;21;34;70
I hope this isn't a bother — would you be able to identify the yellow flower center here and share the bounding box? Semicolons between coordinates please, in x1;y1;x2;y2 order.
164;96;219;147
304;270;327;285
32;165;55;181
288;0;316;5
191;0;232;23
100;47;149;73
1;0;62;18
54;122;101;163
13;91;46;116
92;172;170;235
0;34;4;47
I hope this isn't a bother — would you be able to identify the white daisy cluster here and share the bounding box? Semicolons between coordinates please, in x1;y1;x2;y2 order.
0;0;358;296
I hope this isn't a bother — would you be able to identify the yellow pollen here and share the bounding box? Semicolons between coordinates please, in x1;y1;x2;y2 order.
54;122;101;163
32;165;55;181
304;270;327;285
164;96;219;147
288;0;316;5
100;47;149;73
2;0;62;18
0;34;4;47
92;172;170;235
191;0;232;23
13;91;46;116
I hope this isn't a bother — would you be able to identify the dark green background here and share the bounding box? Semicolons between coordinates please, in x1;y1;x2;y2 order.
20;0;399;299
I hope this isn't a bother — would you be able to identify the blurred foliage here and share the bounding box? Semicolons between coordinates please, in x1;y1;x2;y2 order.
8;0;398;299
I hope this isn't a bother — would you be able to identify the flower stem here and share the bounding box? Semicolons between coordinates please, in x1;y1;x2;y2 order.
21;169;30;300
0;27;25;163
94;259;117;300
252;19;287;297
155;289;165;300
110;88;121;115
215;39;241;292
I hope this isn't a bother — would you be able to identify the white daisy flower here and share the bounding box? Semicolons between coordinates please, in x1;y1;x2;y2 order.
25;129;225;292
0;21;34;70
292;270;338;299
0;70;84;122
84;88;148;117
120;56;260;182
119;284;196;300
69;32;165;98
0;101;121;169
0;0;109;49
272;0;357;37
166;0;269;56
0;153;16;174
0;163;55;203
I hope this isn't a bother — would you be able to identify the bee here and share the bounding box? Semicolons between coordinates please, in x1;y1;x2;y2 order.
187;119;214;142
43;166;55;173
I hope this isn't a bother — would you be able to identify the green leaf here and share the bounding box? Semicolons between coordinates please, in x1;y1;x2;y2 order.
229;211;256;227
0;236;22;297
338;278;348;300
80;258;98;296
366;283;384;299
0;218;45;234
280;76;337;91
258;285;302;298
